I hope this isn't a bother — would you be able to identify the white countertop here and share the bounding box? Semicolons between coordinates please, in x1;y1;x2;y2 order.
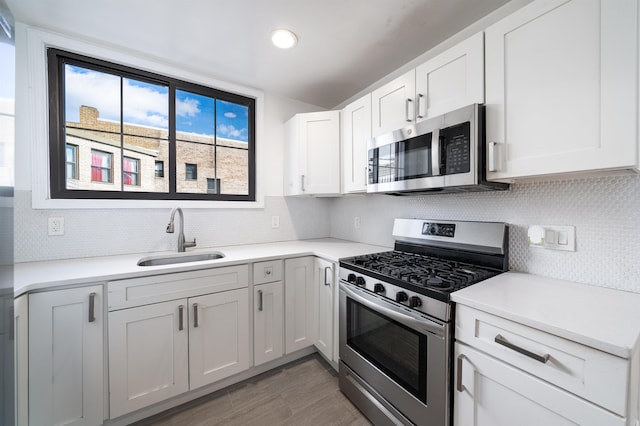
451;272;640;358
14;238;390;297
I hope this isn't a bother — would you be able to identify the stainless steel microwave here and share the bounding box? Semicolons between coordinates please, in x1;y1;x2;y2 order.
367;104;509;194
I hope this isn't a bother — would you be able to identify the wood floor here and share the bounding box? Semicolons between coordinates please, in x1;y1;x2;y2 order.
133;355;372;426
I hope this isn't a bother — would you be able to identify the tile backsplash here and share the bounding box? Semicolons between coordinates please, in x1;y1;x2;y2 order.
15;175;640;294
14;194;332;262
329;174;640;293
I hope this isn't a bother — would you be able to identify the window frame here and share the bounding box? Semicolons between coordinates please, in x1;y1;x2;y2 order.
123;156;140;186
90;149;113;183
65;143;78;180
47;48;256;202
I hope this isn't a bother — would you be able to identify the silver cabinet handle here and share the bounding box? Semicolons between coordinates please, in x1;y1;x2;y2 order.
494;334;550;363
300;175;306;192
488;142;497;172
193;303;199;328
178;305;184;331
431;128;441;176
88;292;96;323
405;98;413;122
324;266;331;286
364;166;368;186
417;93;426;119
456;354;466;392
257;290;263;311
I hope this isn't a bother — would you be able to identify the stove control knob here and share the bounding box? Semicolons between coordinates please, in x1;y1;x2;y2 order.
373;283;385;294
395;291;408;303
347;273;357;283
355;276;366;287
409;296;422;308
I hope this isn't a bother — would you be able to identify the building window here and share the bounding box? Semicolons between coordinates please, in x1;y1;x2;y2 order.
185;163;197;180
123;157;140;186
207;178;220;194
155;161;164;178
65;144;78;180
47;48;256;201
91;150;112;183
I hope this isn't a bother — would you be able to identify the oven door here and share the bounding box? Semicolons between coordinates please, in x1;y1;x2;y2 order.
339;282;450;426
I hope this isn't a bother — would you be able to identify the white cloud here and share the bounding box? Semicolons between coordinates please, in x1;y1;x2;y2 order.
218;124;248;141
65;66;171;128
177;97;200;117
224;112;237;118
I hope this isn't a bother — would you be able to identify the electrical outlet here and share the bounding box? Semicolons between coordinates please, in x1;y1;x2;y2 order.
528;225;575;251
271;215;280;229
48;217;65;236
354;216;361;229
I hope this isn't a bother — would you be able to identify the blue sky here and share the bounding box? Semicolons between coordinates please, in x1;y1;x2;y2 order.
65;65;249;142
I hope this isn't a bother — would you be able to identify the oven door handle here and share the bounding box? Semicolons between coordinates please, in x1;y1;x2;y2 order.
340;283;445;338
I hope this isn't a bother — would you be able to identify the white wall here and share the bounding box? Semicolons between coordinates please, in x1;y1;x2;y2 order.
329;174;640;293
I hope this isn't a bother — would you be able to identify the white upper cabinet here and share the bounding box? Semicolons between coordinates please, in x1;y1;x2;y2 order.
341;93;371;193
485;0;639;181
415;32;484;120
371;32;485;137
284;111;341;196
371;70;416;137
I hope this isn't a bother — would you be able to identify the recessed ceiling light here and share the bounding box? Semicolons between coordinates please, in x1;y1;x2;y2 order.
271;29;298;49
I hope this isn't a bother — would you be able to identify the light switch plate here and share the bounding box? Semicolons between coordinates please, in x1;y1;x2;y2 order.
528;225;575;251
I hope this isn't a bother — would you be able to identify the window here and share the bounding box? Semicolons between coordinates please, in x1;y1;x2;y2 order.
65;144;78;180
155;161;164;178
47;48;256;201
123;157;140;186
185;163;197;180
91;150;112;183
207;178;220;194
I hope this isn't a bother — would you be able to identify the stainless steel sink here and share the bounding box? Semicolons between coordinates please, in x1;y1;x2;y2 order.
137;251;225;266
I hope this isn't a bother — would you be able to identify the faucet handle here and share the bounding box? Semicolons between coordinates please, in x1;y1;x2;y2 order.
184;238;197;249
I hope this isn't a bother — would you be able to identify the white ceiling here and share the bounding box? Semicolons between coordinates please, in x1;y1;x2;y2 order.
7;0;511;108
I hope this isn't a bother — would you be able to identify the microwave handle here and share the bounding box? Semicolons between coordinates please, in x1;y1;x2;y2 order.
431;129;441;176
488;142;498;172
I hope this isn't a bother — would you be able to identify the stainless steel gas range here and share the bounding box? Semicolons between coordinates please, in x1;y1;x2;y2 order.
338;218;509;426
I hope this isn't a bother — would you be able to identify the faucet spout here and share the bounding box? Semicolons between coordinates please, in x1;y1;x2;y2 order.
166;207;196;252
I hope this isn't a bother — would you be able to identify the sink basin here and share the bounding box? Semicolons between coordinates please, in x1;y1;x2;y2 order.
137;252;225;267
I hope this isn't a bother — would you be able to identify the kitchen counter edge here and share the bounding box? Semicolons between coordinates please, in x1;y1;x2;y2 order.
14;238;390;297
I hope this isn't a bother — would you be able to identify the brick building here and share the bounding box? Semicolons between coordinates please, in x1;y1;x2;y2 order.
65;105;249;195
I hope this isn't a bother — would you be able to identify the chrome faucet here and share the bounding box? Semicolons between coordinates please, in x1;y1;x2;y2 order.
166;207;197;252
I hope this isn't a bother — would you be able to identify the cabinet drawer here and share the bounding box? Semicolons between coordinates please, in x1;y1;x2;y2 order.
455;305;629;416
253;260;283;285
108;265;249;310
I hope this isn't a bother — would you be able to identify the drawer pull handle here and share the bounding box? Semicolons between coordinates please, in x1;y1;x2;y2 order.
324;266;331;286
178;305;184;331
193;303;199;328
88;292;96;323
494;334;550;363
456;354;466;392
258;290;263;311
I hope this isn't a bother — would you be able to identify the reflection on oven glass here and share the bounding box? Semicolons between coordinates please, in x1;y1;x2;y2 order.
347;300;425;401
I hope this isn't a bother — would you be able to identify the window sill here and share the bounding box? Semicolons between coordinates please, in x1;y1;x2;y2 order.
31;193;265;209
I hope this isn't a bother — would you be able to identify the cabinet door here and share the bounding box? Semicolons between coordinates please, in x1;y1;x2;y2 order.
108;299;189;418
342;94;371;193
284;257;317;353
485;0;638;180
254;281;284;366
284;111;341;196
189;288;250;389
314;258;334;361
454;343;624;426
371;70;415;137
29;286;104;426
415;32;484;121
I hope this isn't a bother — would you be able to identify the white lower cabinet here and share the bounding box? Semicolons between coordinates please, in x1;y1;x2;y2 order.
284;257;316;353
108;267;250;418
314;258;334;361
108;299;189;418
189;289;250;389
29;285;104;426
454;343;624;426
454;305;629;426
253;281;284;366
